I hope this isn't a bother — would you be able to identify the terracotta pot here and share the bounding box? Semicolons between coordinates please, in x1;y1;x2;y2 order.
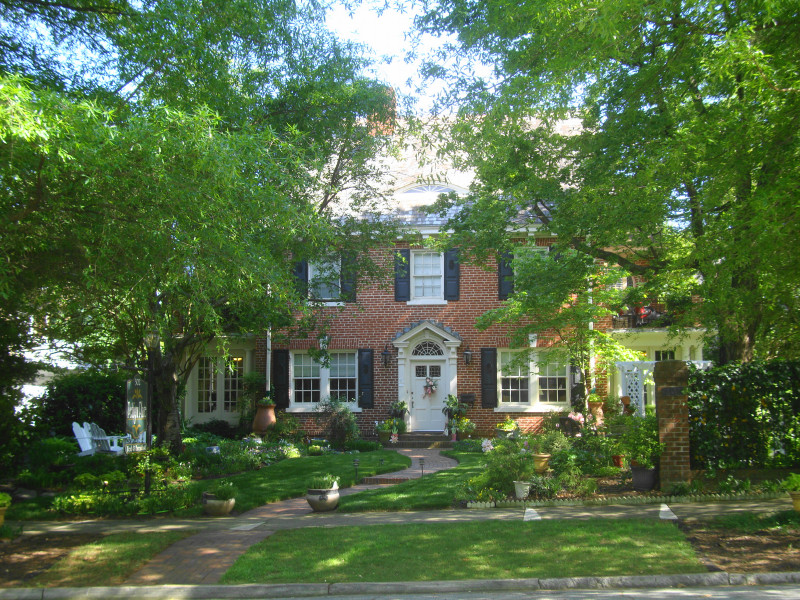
612;454;625;468
252;405;276;435
533;453;551;474
306;485;340;512
0;505;7;527
588;401;604;426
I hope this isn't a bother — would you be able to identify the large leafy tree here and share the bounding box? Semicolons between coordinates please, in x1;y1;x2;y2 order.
417;0;800;363
1;0;398;451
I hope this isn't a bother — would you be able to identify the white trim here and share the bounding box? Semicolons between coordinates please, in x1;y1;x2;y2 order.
286;350;361;413
495;350;571;412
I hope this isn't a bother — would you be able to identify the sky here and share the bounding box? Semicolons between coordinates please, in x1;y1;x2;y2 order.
325;2;447;111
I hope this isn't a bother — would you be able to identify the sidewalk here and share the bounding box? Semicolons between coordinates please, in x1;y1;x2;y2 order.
2;449;798;598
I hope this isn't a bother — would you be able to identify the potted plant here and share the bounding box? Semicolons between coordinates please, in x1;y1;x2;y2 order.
306;473;340;512
528;430;571;473
375;420;394;445
252;391;277;435
781;473;800;512
0;492;11;526
618;414;663;491
454;416;476;440
495;416;519;439
586;391;604;426
389;400;409;419
202;481;237;516
442;394;467;420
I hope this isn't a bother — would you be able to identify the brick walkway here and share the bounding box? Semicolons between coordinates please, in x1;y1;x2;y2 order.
125;449;457;586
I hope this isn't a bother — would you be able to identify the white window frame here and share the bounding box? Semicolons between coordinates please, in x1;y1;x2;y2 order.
195;353;246;415
308;259;342;304
408;251;447;305
496;350;570;412
288;351;360;413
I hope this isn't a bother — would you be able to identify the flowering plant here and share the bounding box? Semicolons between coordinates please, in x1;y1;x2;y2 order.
496;416;519;431
567;411;585;426
389;433;399;444
481;438;494;453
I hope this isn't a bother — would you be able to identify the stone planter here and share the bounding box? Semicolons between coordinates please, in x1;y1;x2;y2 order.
378;431;391;445
252;404;276;435
532;453;551;474
202;493;235;517
588;401;604;426
495;428;518;440
306;482;340;512
631;465;657;492
513;481;531;499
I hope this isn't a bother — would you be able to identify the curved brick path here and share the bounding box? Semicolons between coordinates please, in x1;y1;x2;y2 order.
124;449;457;585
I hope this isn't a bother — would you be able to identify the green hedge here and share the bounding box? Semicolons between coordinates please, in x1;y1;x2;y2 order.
688;361;800;469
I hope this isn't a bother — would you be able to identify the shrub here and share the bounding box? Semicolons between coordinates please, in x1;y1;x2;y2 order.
315;398;359;450
0;492;11;508
27;437;78;472
208;480;237;500
483;439;536;496
528;475;560;499
265;411;302;442
452;439;483;453
688;360;800;469
73;473;101;491
187;419;239;439
28;369;127;437
344;439;381;452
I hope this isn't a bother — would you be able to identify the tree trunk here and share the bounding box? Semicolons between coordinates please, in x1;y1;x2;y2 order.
153;351;182;454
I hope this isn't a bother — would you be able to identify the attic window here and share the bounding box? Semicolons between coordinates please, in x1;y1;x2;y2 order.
401;185;455;194
412;341;444;356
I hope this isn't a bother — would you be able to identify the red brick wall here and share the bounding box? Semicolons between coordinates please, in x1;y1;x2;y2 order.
259;239;569;438
654;361;691;488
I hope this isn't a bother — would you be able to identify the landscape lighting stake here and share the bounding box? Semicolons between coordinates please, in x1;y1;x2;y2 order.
353;458;360;482
419;457;425;479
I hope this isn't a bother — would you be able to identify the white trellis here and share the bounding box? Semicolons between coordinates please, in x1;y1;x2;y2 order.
615;361;712;416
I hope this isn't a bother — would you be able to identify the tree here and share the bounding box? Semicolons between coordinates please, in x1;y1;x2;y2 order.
1;0;400;451
417;0;800;363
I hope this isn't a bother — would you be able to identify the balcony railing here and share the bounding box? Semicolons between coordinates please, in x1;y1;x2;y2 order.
612;305;672;329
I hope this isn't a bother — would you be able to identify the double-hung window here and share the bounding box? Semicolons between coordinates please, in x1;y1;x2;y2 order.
309;260;341;301
496;351;569;409
412;252;443;300
291;351;358;408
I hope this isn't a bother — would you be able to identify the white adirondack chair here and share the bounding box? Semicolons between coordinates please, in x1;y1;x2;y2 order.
85;422;126;455
72;422;95;456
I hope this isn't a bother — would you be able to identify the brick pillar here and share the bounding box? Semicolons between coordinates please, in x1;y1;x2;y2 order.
654;360;690;489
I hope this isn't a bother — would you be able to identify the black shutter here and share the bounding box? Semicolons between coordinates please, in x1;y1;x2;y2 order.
570;362;584;407
340;252;357;302
548;245;563;262
394;249;410;301
272;349;290;409
358;349;374;408
443;248;460;300
498;251;514;300
293;260;308;297
481;348;498;408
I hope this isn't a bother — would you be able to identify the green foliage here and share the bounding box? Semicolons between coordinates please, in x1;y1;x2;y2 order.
571;433;615;474
208;481;237;501
617;415;663;469
688;361;800;469
452;439;483;453
29;369;127;437
343;439;382;452
418;0;800;363
376;417;406;434
306;473;339;490
186;420;240;439
781;473;800;492
265;411;303;443
0;492;11;508
716;474;751;495
315;398;359;450
526;430;571;455
27;437;78;472
73;473;101;491
527;475;560;500
483;439;536;496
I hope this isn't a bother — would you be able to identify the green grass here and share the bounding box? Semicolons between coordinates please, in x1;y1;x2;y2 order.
221;519;704;584
29;531;193;587
338;451;483;512
176;450;411;516
7;450;410;520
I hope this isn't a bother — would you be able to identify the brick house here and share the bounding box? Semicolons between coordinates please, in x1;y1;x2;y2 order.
182;170;704;438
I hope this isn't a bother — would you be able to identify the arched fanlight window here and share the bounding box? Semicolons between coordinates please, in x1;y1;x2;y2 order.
412;341;444;356
401;184;455;194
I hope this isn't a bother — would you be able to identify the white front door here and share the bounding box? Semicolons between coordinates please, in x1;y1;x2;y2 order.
409;361;447;431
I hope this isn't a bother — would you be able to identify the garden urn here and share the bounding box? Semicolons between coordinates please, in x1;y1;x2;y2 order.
202;493;236;517
252;404;276;435
306;482;340;512
513;481;531;499
533;453;551;474
790;491;800;513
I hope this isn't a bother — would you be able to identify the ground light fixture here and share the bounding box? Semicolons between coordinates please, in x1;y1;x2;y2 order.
353;458;360;482
419;457;425;478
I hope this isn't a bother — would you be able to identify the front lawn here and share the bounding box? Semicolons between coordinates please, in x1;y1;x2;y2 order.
338;451;482;512
221;519;704;584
